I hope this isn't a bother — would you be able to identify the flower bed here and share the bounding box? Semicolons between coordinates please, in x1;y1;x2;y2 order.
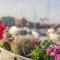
1;23;60;60
0;23;39;59
31;40;60;60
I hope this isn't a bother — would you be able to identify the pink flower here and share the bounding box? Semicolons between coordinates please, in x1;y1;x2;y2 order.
0;23;6;40
56;44;60;48
7;37;14;41
52;48;57;53
50;52;56;57
55;54;60;60
32;39;40;46
46;47;52;53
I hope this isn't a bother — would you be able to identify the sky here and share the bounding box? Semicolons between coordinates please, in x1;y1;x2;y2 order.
0;0;60;23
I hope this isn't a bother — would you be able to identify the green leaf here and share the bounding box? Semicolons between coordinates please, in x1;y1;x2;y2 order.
49;56;54;60
31;47;40;60
56;49;60;54
2;41;11;51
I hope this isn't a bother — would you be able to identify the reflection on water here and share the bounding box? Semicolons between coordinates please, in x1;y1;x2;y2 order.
39;36;48;42
38;28;60;43
39;35;60;44
38;28;48;42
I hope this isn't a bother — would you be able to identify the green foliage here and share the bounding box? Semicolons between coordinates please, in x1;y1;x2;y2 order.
42;40;56;48
48;55;54;60
2;41;11;51
31;40;56;60
39;50;47;60
56;48;60;54
31;46;40;60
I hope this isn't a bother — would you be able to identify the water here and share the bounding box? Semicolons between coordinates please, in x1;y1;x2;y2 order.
39;35;48;42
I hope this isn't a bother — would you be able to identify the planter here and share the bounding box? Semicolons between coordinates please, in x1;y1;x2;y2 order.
0;48;32;60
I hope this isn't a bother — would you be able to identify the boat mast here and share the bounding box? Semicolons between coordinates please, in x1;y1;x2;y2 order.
48;0;50;21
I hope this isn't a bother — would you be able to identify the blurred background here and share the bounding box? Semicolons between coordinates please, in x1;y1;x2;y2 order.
0;0;60;23
0;0;60;41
